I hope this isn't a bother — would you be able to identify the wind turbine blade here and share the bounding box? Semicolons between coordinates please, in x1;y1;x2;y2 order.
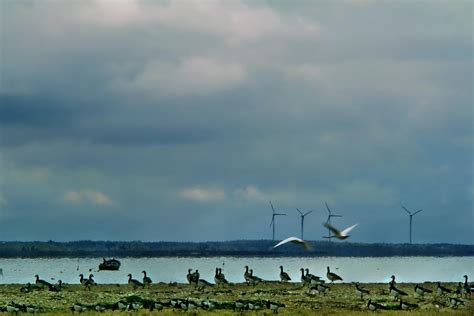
303;210;313;217
412;209;423;216
330;214;342;218
401;205;411;215
296;208;303;216
340;223;359;236
275;213;286;216
269;218;274;227
325;202;331;214
269;201;276;213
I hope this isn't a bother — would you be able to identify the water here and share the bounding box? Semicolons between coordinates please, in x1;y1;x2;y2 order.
0;257;472;285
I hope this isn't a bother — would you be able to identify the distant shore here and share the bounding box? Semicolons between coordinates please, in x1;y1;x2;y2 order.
0;240;473;258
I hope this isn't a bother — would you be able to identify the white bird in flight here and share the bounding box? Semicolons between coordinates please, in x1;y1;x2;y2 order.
323;222;358;240
273;237;312;250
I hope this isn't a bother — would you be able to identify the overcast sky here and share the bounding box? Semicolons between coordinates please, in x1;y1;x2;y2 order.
0;0;472;243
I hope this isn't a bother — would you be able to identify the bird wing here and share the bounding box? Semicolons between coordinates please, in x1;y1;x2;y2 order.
340;223;358;236
273;237;312;250
323;222;341;235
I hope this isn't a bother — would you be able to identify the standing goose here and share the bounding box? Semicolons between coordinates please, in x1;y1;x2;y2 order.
436;282;452;296
388;275;396;288
142;271;152;286
88;274;97;286
326;266;342;283
128;274;144;289
305;269;322;284
34;275;52;289
389;283;408;300
192;270;200;284
79;274;94;290
455;282;463;297
300;268;310;285
214;268;221;285
244;266;252;285
414;284;432;297
354;282;370;300
279;266;291;283
249;269;263;286
216;268;228;285
462;275;472;298
186;269;194;284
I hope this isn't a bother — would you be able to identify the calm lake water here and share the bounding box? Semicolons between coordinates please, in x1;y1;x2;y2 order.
0;257;472;285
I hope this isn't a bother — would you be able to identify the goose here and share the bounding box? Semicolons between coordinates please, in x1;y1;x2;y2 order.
305;269;322;284
197;278;213;288
399;299;418;311
88;274;97;285
388;275;396;288
367;299;386;311
186;269;194;284
448;297;464;309
127;273;144;289
273;237;312;250
389;283;408;300
436;282;452;296
455;283;463;297
300;268;310;284
142;270;152;286
249;269;263;286
79;274;94;290
215;268;228;285
414;284;432;297
192;269;200;284
34;274;52;288
354;282;370;300
323;222;358;240
266;300;285;314
462;275;472;298
49;280;63;292
326;266;343;283
20;283;32;293
279;266;291;283
311;282;330;295
244;266;252;284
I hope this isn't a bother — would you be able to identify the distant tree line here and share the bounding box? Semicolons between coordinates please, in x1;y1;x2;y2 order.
0;240;472;258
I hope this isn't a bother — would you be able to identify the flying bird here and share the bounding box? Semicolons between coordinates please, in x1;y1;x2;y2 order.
323;222;358;240
273;237;312;250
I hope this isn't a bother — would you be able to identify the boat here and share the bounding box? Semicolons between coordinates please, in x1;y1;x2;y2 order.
99;258;121;271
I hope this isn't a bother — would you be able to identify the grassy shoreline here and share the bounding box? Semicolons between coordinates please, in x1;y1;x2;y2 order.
0;282;472;315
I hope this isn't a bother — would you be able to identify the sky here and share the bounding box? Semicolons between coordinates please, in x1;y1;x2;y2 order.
0;0;472;243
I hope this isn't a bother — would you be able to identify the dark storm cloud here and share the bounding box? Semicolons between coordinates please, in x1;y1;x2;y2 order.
0;0;471;243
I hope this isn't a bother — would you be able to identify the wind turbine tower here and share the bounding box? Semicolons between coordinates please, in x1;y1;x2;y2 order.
269;201;286;241
401;205;423;244
296;208;313;240
325;202;342;241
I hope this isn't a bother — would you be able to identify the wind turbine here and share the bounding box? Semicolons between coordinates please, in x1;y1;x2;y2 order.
269;201;286;241
325;202;342;241
401;205;423;244
296;208;313;240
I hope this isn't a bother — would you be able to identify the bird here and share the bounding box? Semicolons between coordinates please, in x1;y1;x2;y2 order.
448;297;464;309
273;237;312;250
455;283;463;297
197;278;213;289
249;269;263;286
142;271;152;286
436;282;452;296
186;269;194;284
244;266;253;285
305;269;322;284
218;268;228;284
399;299;418;310
367;299;386;311
127;274;144;289
49;280;63;292
214;268;228;286
88;274;97;285
462;275;472;298
388;275;396;289
300;268;310;285
192;270;200;284
279;266;291;283
34;274;52;288
354;282;370;300
79;274;94;290
323;222;358;240
414;284;432;297
326;266;343;283
389;283;408;300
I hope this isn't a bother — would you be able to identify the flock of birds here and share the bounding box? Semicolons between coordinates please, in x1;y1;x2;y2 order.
1;266;471;313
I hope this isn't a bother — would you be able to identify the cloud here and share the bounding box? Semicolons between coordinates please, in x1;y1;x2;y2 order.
64;189;114;206
180;187;226;202
124;57;246;96
233;185;292;203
